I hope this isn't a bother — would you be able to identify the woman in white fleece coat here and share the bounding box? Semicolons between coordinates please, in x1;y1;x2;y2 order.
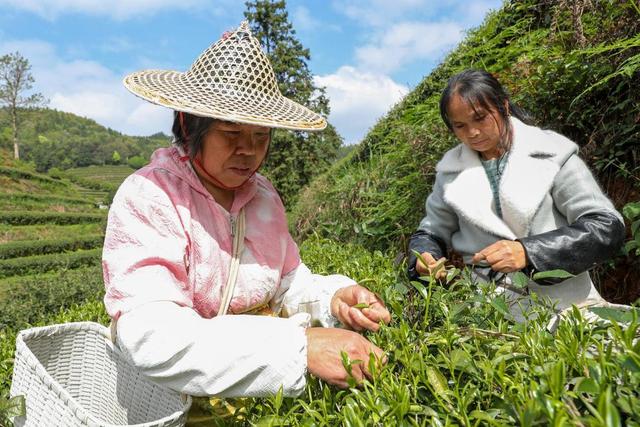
103;22;390;403
408;69;625;320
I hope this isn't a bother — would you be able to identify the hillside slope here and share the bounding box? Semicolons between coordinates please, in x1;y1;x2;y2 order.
292;0;640;302
0;108;170;172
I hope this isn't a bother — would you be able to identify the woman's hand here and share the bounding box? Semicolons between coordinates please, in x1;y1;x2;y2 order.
331;285;391;332
472;240;526;272
415;252;447;279
306;327;385;388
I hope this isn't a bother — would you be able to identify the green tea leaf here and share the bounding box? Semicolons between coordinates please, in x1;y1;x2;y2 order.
574;377;599;394
589;307;638;323
426;367;451;402
490;296;510;317
511;271;529;289
532;269;574;280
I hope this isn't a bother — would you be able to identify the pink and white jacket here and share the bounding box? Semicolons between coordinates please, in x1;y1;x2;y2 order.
102;146;354;397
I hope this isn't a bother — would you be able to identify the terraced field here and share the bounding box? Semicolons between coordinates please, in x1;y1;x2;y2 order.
66;164;135;186
0;155;114;422
0;162;107;323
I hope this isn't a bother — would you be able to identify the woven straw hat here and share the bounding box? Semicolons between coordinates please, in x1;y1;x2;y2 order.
123;21;326;131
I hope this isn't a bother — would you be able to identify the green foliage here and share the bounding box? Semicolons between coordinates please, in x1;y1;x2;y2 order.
206;237;640;425
0;192;100;215
244;0;342;206
0;107;170;172
623;201;640;256
111;150;121;164
0;238;638;425
0;248;101;278
0;265;105;329
126;155;147;169
0;223;104;243
61;167;123;191
0;166;65;186
0;192;91;207
0;211;104;226
0;51;47;161
0;234;103;259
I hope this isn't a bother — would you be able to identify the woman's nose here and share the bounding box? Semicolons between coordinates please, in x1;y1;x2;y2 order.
467;127;480;138
235;134;257;155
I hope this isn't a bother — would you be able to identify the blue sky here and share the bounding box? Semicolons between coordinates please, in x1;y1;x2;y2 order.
0;0;502;145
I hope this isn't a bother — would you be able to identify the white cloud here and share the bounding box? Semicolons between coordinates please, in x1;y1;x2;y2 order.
0;39;171;136
355;21;464;74
315;66;409;145
334;0;428;27
0;0;209;20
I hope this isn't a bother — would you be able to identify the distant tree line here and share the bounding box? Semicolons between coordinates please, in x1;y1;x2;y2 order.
0;108;170;172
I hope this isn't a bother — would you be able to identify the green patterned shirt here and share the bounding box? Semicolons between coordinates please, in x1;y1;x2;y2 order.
480;152;510;218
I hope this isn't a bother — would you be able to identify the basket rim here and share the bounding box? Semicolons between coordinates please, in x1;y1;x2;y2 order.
12;321;191;427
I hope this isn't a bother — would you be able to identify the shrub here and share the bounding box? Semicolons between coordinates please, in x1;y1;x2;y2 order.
127;155;147;169
0;237;638;425
0;249;102;278
0;266;105;330
0;193;93;206
0;211;105;226
0;166;65;186
0;235;104;259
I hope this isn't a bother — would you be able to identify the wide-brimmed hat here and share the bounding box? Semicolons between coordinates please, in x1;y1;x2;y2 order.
123;21;326;131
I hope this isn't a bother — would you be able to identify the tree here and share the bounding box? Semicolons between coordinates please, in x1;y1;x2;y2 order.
0;52;47;159
244;0;342;206
112;150;121;164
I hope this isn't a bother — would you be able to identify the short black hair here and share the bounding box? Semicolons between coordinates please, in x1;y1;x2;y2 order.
171;111;216;160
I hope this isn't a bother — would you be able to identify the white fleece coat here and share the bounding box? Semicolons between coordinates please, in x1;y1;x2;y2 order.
417;118;623;312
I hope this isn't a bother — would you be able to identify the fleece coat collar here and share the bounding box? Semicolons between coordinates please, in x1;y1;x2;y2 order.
436;118;578;239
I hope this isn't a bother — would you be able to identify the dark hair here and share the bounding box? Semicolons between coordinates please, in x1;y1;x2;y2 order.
171;111;275;161
171;111;216;160
439;69;531;151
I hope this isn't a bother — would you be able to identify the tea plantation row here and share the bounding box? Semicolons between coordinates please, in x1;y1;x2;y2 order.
1;236;638;426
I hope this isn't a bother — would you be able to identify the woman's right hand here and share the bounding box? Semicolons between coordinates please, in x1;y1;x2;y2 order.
415;251;447;279
306;327;385;388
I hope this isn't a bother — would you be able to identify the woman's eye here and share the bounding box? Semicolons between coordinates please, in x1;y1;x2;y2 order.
255;133;269;140
475;115;487;122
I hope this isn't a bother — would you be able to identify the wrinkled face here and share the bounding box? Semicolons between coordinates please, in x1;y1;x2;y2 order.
447;94;506;160
199;120;271;188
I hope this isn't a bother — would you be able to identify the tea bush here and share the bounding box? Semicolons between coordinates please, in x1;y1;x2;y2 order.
0;248;102;278
0;237;638;425
0;235;104;259
0;166;66;187
232;237;640;425
0;223;104;243
0;266;105;330
0;193;92;206
0;212;105;226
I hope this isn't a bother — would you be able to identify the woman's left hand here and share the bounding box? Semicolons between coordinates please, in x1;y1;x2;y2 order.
331;285;391;332
472;240;527;272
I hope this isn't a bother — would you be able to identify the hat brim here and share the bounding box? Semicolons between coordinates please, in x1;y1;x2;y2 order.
123;70;327;131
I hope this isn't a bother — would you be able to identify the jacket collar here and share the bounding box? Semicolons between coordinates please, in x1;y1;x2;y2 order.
437;118;578;239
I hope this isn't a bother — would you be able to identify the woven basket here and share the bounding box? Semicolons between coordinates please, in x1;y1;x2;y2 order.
10;322;191;427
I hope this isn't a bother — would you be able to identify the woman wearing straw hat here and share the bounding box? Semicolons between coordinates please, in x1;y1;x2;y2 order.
102;21;390;405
